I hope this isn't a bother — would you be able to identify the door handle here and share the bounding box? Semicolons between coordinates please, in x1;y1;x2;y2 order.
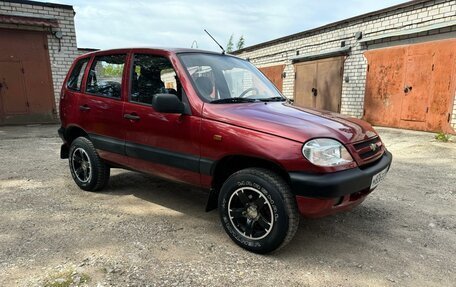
79;105;91;111
124;113;140;121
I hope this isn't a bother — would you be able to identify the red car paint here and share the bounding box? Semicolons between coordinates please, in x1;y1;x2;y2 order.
59;48;392;218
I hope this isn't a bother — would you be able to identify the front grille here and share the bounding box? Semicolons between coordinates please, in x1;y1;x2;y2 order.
359;148;379;159
351;136;383;164
353;136;379;150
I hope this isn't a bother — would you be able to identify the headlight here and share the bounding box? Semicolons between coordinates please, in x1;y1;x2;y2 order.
302;138;353;166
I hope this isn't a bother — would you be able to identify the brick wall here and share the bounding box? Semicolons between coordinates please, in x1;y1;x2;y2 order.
0;0;78;114
235;0;456;129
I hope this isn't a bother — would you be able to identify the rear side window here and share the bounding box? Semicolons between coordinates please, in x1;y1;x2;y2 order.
86;54;126;99
67;58;88;91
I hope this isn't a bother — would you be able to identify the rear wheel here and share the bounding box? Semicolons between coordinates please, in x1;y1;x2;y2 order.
218;168;299;253
68;137;110;191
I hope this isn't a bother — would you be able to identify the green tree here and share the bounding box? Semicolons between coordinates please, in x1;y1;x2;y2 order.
103;64;123;77
236;35;245;50
226;34;234;53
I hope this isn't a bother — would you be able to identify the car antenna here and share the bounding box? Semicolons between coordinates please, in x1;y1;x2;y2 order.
204;29;225;54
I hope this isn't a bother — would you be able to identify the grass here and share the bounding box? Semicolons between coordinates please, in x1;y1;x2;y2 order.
435;132;451;142
43;270;90;287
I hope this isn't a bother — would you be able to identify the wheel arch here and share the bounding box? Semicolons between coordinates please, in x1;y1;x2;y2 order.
64;125;90;144
206;155;290;211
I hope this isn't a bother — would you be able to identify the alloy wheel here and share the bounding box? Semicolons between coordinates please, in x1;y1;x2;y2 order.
228;187;274;240
71;147;92;183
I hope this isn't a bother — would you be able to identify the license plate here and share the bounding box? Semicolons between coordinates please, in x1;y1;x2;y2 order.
370;166;389;189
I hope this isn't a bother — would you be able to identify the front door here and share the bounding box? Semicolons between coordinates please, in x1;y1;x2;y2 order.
123;53;201;186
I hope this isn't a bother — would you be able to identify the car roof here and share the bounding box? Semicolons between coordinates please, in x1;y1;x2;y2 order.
82;47;231;56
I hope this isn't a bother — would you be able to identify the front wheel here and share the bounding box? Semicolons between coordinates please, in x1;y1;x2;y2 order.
218;168;299;253
68;137;110;191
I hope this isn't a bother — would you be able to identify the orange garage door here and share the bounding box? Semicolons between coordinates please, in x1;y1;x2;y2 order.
0;28;56;124
364;38;456;133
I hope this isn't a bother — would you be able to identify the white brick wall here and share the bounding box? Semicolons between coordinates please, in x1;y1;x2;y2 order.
235;0;456;129
0;0;78;116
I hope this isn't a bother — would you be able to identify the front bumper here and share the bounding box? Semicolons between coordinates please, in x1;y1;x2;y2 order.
289;150;392;218
289;150;392;198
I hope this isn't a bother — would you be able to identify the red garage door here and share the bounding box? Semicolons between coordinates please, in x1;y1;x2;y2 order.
259;65;285;92
0;28;55;124
364;38;456;133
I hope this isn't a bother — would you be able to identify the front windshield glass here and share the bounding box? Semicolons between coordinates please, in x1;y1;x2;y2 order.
179;53;285;103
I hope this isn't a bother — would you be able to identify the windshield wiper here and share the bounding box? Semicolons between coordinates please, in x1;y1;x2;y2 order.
258;96;286;102
210;97;258;104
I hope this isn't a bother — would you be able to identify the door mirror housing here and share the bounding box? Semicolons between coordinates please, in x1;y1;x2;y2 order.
152;94;185;114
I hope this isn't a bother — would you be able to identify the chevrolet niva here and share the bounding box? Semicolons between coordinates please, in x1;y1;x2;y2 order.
58;48;392;253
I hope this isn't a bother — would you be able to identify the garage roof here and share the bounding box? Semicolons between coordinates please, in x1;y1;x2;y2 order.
2;0;73;10
0;14;58;28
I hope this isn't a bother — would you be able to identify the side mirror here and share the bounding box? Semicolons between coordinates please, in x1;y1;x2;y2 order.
152;94;185;114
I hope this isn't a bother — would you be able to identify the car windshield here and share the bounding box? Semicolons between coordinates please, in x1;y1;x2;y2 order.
179;53;285;103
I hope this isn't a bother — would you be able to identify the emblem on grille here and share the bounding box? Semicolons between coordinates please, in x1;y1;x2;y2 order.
370;143;377;152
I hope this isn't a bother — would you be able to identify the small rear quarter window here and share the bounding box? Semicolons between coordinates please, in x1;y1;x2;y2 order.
67;58;89;91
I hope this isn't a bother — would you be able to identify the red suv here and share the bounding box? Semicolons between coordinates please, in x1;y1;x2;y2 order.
59;48;392;253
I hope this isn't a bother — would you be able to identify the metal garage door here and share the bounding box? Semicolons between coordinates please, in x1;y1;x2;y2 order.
0;28;55;124
258;64;285;92
364;38;456;133
293;56;344;113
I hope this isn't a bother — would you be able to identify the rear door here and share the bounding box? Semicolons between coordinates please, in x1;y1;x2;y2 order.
123;52;201;186
60;57;90;127
77;53;128;159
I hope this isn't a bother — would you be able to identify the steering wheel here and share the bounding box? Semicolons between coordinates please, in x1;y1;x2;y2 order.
239;87;259;98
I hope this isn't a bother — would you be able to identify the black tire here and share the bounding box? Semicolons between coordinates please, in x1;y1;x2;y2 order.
68;136;110;191
218;168;299;254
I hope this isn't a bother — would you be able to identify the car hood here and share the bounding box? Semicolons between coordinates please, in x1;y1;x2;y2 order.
202;102;378;143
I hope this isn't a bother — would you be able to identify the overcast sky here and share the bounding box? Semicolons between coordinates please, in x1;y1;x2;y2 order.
46;0;405;51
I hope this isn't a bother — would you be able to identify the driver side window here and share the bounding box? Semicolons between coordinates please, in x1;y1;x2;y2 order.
130;54;181;105
86;54;126;99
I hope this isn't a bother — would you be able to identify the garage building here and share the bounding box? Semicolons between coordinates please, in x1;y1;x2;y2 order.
0;0;78;125
233;0;456;133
